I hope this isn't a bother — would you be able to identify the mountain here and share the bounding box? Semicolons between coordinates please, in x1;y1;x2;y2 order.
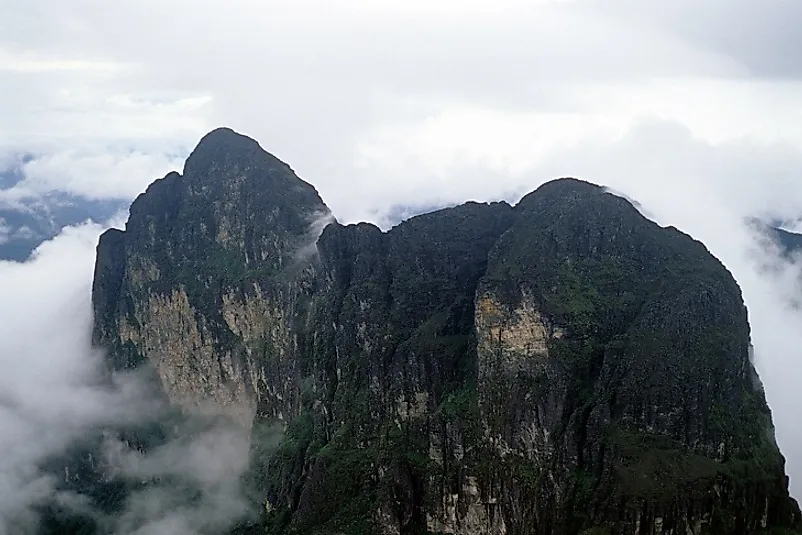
745;217;802;261
90;128;800;534
0;157;127;262
769;227;802;256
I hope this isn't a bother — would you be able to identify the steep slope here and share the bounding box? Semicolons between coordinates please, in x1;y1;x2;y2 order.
93;127;331;425
92;128;800;535
478;181;798;533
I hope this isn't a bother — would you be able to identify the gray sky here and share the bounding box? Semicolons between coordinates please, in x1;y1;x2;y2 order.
1;0;802;513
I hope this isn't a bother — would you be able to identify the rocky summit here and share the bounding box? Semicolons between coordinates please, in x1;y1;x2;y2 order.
90;127;800;534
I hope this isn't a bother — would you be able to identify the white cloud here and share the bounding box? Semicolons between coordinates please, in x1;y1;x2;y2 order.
12;226;39;240
17;150;185;200
0;222;121;531
99;422;255;535
0;49;133;74
0;0;755;202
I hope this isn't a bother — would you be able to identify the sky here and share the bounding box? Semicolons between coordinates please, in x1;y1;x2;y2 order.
1;0;802;523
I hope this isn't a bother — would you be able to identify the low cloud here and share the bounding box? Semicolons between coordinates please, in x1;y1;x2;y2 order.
0;222;265;534
294;210;337;262
101;419;254;535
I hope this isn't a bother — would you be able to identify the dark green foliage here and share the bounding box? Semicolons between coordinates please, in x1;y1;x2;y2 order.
437;387;479;422
605;426;723;500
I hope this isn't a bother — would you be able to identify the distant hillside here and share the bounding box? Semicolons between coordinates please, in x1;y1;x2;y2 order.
0;157;127;261
772;226;802;256
746;217;802;258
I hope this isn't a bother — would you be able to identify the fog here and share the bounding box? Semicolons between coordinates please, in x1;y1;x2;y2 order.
0;221;259;534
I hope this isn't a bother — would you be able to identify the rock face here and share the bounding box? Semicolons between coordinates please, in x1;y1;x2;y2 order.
93;128;801;534
93;128;331;425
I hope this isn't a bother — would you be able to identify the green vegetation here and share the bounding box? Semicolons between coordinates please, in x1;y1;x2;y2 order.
605;426;724;500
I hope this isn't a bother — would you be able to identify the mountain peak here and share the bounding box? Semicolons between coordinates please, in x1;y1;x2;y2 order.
516;177;602;208
515;176;641;225
196;126;258;147
536;176;601;192
183;127;284;179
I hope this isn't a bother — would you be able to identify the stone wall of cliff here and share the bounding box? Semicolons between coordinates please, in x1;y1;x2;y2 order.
91;128;800;535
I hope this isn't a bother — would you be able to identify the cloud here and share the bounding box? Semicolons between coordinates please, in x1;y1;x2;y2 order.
101;419;254;535
580;0;802;79
16;149;186;201
0;221;119;532
0;0;768;206
0;221;263;534
294;210;337;262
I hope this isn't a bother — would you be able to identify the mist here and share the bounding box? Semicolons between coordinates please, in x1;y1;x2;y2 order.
0;220;262;534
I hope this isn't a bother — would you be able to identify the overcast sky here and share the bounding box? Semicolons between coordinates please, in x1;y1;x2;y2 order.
1;0;802;506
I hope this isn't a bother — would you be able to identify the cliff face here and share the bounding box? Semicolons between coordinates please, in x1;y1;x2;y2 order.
93;128;331;425
92;128;800;534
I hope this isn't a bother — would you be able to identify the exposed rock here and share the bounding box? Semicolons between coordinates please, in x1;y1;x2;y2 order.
91;129;801;534
92;127;329;426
